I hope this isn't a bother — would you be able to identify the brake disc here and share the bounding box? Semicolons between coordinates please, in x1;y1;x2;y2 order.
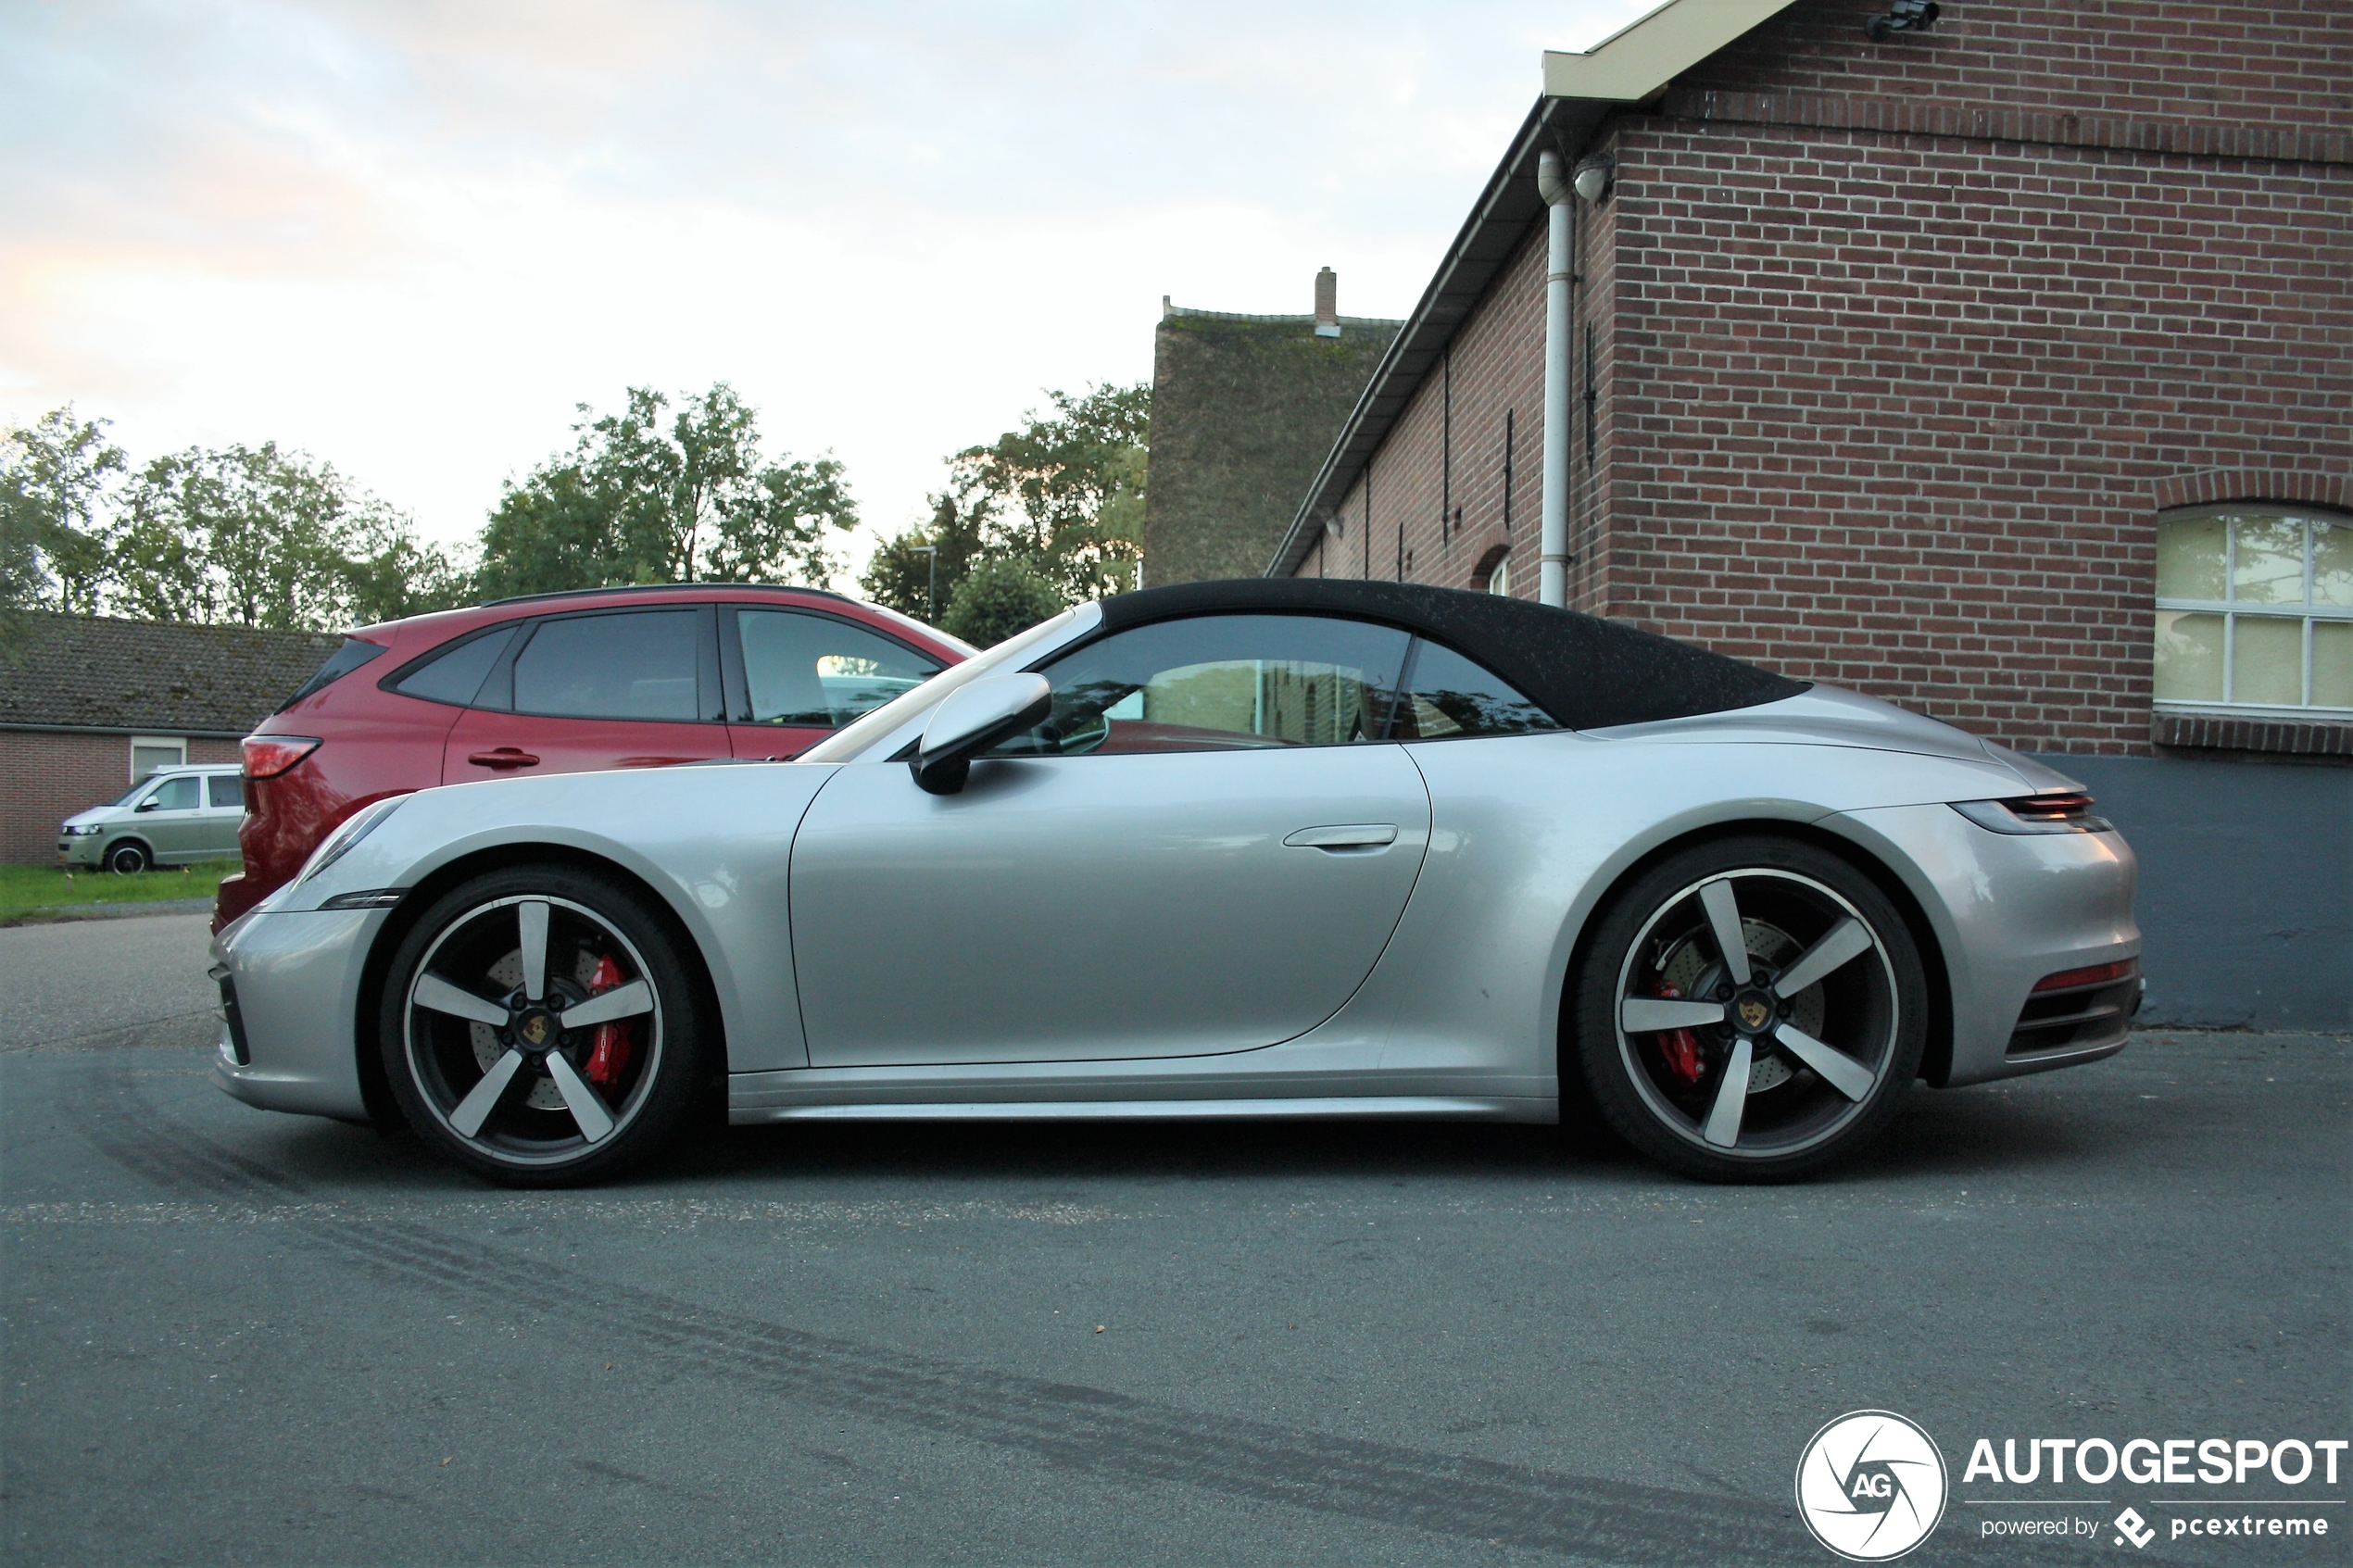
1655;920;1829;1095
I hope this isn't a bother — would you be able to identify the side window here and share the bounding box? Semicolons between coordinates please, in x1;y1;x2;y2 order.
989;614;1414;757
208;775;245;810
735;610;943;728
393;626;518;708
511;611;702;721
1392;642;1561;739
147;776;201;811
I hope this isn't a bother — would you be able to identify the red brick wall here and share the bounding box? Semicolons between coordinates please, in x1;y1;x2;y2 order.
1680;0;2348;135
1294;0;2350;755
0;732;239;865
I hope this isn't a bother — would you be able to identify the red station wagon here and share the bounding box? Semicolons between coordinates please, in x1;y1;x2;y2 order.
217;584;971;931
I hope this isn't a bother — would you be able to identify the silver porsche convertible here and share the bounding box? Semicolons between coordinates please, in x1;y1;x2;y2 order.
210;580;2140;1185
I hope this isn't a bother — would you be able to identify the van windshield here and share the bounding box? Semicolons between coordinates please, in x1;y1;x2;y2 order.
111;781;154;807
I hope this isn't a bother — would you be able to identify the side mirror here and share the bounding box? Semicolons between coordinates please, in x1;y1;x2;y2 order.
912;674;1052;795
134;797;158;812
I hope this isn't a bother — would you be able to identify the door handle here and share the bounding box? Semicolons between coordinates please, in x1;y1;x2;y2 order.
467;747;541;770
1283;823;1399;850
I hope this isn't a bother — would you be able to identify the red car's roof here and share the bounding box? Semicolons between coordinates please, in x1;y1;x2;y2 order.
350;583;969;659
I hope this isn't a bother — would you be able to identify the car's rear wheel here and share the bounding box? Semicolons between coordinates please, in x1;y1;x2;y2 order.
379;865;711;1186
1571;836;1927;1182
106;841;150;874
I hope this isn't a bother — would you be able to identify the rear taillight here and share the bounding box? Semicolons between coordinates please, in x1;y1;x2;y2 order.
2032;959;2138;993
1950;792;2113;834
243;735;321;779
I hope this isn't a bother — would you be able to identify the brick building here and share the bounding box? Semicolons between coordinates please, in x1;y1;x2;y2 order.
1142;271;1401;587
0;613;337;865
1252;0;2347;1025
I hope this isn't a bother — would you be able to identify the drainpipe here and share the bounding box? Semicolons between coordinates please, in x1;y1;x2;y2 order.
1535;150;1574;608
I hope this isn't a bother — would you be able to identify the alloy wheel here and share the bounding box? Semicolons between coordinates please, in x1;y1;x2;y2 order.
402;894;664;1167
1611;868;1900;1161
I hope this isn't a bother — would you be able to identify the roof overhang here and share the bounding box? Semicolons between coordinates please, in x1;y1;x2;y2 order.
1542;0;1808;102
1265;0;1805;578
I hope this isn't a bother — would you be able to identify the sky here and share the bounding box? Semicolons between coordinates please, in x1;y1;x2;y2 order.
2;0;1659;587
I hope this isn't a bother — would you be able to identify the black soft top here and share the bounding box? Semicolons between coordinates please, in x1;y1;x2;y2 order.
1094;579;1806;731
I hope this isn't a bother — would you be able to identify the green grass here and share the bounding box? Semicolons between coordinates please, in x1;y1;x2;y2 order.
0;860;233;919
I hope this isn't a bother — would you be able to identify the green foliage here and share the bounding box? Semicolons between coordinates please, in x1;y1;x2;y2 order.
954;383;1150;602
477;383;856;597
111;443;466;631
860;471;993;623
0;408;468;633
0;408;128;616
941;556;1065;648
864;381;1148;629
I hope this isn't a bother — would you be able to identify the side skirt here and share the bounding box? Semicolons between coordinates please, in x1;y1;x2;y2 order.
728;1095;1555;1126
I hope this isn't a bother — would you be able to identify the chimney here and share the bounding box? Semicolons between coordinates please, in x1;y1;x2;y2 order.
1314;267;1340;337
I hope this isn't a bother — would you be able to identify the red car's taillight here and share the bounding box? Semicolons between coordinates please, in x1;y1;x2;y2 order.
243;735;322;779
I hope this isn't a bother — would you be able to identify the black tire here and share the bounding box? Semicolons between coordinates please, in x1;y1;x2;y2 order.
1569;835;1928;1182
106;840;151;874
377;864;712;1186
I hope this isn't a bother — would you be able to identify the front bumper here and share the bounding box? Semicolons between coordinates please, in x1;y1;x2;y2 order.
207;907;380;1122
57;834;105;867
1830;802;2140;1088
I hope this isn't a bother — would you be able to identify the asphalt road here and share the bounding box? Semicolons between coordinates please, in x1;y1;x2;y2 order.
3;914;2347;1567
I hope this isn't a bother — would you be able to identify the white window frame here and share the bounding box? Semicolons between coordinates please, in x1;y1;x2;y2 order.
2153;506;2352;719
129;735;188;783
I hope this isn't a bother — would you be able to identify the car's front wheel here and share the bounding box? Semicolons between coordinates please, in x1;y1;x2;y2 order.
106;840;150;874
1571;836;1928;1182
379;865;711;1185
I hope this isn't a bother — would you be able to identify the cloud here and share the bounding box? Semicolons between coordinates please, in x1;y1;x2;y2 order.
0;0;1660;582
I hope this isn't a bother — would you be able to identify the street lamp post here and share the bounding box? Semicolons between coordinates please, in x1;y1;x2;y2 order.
912;545;938;625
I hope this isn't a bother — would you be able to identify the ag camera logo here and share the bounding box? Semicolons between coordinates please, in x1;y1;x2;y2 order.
1796;1411;1949;1562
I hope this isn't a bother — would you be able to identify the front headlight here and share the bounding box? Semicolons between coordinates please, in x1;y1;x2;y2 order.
297;796;406;886
64;823;103;836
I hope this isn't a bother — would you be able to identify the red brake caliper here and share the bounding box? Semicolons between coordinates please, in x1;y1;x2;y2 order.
585;953;635;1088
1654;980;1705;1085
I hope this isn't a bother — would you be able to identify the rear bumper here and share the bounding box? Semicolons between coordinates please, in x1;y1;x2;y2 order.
1829;803;2140;1088
207;908;379;1122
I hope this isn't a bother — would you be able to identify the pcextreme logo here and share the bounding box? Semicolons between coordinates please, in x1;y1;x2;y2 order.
1796;1411;1951;1562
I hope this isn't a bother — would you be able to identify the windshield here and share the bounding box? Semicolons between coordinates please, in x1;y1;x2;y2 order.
110;781;154;807
796;604;1093;765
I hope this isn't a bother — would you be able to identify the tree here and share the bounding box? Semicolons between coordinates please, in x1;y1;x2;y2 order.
477;383;857;597
860;471;994;624
0;470;39;655
951;383;1149;601
0;407;127;614
941;556;1065;648
338;495;477;625
110;442;467;631
863;381;1149;625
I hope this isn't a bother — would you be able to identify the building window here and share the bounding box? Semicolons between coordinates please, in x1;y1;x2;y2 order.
129;735;186;782
2154;507;2351;715
1487;554;1512;597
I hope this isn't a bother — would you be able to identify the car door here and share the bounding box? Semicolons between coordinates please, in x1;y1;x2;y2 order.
722;605;946;761
132;774;207;862
442;606;732;785
203;773;246;857
788;613;1434;1067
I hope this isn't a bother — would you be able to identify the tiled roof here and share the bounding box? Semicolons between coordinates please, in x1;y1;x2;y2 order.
0;612;345;734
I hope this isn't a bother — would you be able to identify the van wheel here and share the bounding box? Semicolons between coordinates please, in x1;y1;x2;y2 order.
106;841;151;874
